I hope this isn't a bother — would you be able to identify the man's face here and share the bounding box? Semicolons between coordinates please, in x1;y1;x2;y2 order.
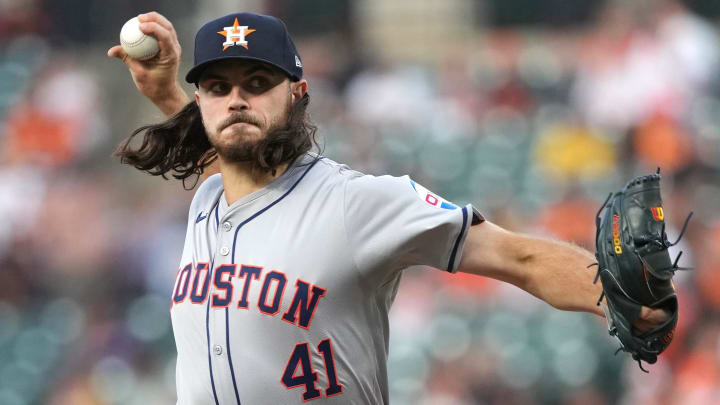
194;60;305;162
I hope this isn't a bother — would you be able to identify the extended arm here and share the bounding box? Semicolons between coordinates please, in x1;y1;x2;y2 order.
458;221;603;315
457;221;667;329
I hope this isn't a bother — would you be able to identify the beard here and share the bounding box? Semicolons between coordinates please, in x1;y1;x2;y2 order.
209;107;289;163
196;92;315;175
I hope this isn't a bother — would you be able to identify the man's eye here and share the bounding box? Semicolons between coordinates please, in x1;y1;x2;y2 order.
247;77;269;90
209;82;230;93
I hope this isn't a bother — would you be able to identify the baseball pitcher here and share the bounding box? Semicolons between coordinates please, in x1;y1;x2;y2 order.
109;11;677;405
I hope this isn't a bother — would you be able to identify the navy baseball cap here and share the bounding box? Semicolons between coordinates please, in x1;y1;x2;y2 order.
185;12;303;84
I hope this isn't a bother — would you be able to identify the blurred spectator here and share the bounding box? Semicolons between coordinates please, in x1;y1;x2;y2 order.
2;60;107;168
0;0;49;39
572;0;719;133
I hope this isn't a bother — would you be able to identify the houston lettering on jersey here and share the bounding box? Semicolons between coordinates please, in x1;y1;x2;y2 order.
171;262;327;330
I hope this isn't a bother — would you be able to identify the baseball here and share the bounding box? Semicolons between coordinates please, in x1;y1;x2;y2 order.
120;17;159;60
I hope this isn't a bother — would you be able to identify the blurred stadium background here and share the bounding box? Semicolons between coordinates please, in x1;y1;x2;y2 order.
1;0;720;404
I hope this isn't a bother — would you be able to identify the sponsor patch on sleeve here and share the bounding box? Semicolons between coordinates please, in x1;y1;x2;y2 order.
409;179;458;210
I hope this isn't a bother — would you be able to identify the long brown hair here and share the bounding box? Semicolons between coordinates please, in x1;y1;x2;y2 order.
115;93;318;189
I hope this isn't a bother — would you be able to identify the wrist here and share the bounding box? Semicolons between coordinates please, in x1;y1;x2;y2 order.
150;82;190;116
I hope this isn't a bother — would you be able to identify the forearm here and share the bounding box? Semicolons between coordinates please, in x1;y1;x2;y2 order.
458;221;670;329
459;223;604;317
507;234;603;316
152;82;191;117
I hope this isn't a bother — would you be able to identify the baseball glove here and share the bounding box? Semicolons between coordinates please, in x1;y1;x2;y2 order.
592;170;691;371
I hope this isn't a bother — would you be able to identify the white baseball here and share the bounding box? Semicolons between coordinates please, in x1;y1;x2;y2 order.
120;17;159;61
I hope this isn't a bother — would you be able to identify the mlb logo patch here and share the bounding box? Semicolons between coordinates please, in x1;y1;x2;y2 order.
409;180;457;210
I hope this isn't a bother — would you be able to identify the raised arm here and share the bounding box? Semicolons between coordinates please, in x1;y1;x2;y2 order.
108;11;218;181
107;11;189;116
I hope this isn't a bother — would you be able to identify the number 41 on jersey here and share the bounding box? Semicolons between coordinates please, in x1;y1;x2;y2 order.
282;338;343;401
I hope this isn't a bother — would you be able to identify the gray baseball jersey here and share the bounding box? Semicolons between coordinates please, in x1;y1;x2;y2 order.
170;153;481;404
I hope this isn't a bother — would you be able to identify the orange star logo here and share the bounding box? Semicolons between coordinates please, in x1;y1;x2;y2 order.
217;18;256;51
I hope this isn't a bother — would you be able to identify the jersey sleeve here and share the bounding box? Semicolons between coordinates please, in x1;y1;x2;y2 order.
343;174;481;275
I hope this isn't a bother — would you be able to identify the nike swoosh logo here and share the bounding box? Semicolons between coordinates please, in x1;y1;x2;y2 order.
195;211;208;223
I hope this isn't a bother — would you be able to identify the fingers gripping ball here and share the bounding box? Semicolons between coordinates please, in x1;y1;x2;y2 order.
592;170;692;371
120;17;159;60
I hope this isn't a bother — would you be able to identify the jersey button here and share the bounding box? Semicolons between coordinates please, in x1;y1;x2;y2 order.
220;246;229;256
213;345;223;355
222;221;232;231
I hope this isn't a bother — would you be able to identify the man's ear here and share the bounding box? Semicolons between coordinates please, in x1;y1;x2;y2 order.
290;79;308;103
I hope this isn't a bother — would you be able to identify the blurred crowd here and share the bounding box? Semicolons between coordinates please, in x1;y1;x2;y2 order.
1;0;719;404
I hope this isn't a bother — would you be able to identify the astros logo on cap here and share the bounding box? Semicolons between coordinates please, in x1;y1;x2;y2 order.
217;17;256;51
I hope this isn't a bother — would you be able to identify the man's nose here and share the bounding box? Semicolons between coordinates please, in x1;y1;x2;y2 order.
228;86;250;111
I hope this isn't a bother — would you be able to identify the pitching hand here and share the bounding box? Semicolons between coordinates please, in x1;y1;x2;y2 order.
108;11;189;116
